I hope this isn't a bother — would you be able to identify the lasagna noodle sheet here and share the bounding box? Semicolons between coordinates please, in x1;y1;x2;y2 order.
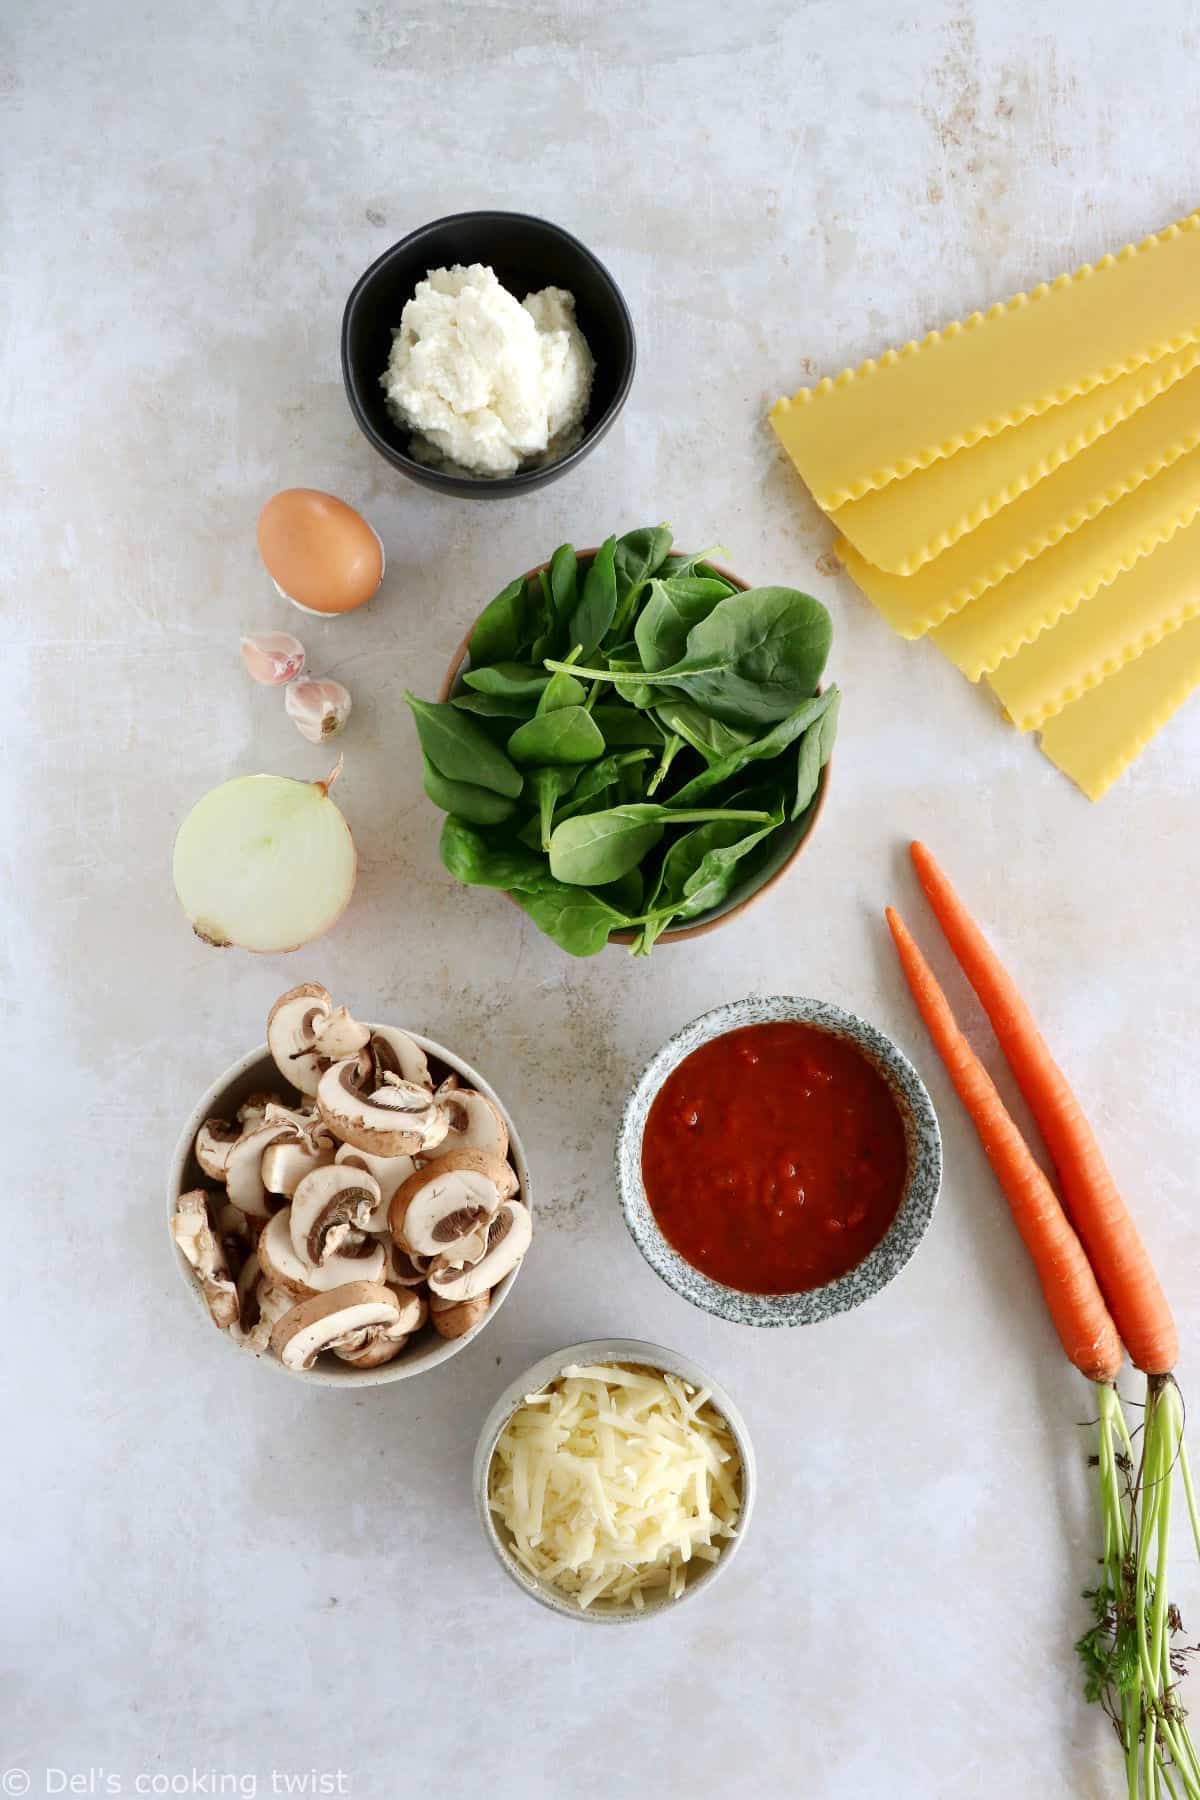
836;362;1200;637
828;343;1200;575
988;512;1200;730
1038;612;1200;799
929;444;1200;678
769;211;1200;510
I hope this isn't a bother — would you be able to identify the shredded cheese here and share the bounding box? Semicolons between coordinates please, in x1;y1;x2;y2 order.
488;1362;742;1611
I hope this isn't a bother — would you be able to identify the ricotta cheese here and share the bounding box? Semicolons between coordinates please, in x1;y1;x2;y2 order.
380;263;595;477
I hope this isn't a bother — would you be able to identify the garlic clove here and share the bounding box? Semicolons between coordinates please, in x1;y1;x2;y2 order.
241;631;307;686
285;678;352;744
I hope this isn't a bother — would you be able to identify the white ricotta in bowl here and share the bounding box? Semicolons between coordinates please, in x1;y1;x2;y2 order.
380;263;595;477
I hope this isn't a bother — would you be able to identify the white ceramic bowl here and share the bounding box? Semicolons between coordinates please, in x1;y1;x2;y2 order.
167;1025;532;1386
473;1337;756;1623
615;996;942;1328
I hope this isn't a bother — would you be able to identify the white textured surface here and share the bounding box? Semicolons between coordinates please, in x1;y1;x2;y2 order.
5;3;1200;1796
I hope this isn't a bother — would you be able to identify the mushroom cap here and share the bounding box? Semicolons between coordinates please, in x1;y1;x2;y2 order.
391;1154;508;1259
172;1190;240;1328
266;983;334;1097
317;1057;449;1158
328;1283;426;1366
429;1290;491;1340
313;1005;371;1061
334;1143;418;1229
366;1027;432;1092
271;1281;402;1371
427;1199;532;1301
289;1163;381;1266
195;1117;242;1180
435;1088;510;1162
331;1329;407;1368
260;1138;336;1199
258;1207;385;1299
225;1118;304;1217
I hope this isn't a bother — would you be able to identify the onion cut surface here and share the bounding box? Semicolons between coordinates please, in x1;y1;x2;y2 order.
488;1362;742;1611
172;772;356;953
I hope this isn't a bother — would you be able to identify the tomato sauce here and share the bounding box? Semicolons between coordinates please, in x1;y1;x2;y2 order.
641;1022;908;1295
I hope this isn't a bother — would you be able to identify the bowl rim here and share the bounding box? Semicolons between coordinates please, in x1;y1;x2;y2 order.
340;210;637;493
614;996;942;1327
166;1023;532;1387
472;1336;757;1623
437;549;831;946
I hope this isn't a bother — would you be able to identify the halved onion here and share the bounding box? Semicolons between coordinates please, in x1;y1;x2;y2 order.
173;765;356;953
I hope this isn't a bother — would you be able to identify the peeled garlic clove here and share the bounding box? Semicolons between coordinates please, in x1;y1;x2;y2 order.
241;631;307;686
285;677;352;744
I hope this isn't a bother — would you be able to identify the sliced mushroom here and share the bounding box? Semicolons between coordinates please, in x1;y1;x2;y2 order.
225;1118;304;1218
289;1164;381;1266
258;1207;385;1299
330;1286;426;1366
172;1190;240;1328
317;1057;448;1158
195;1118;242;1180
334;1143;417;1230
429;1290;491;1340
261;1137;336;1198
266;983;334;1096
382;1237;430;1287
241;1270;296;1353
237;1091;281;1129
392;1151;508;1260
434;1088;510;1162
365;1027;432;1092
271;1281;403;1371
313;1005;371;1061
217;1200;261;1246
427;1199;532;1301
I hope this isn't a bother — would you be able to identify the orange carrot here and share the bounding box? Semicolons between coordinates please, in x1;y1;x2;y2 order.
886;906;1123;1384
909;842;1177;1375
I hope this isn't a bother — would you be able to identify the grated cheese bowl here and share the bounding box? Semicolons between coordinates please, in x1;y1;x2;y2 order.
472;1337;756;1623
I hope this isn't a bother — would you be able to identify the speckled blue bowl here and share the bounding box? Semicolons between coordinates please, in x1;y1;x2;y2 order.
615;996;942;1327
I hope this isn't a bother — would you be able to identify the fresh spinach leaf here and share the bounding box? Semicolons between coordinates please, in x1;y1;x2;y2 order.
507;705;605;767
451;691;537;720
548;543;578;626
549;803;771;887
668;687;838;806
646;732;685;796
422;757;519;826
594;866;644;915
589;705;665;749
636;791;784;952
526;765;582;849
511;878;632;958
536;646;585;716
653;700;753;766
608;523;674;640
463;663;552;703
406;693;524;798
569;534;618;658
634;576;732;672
791;685;840;818
439;817;546;890
553;750;654;823
469;576;538;667
548;587;831;728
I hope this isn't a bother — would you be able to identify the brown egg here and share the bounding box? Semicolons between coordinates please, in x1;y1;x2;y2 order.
257;489;384;616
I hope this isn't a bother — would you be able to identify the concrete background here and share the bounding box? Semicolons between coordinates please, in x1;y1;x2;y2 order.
5;1;1200;1795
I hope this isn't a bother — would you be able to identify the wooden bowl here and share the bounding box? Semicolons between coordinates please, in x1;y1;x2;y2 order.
438;551;831;949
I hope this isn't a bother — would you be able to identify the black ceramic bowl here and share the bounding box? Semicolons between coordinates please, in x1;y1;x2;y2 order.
341;211;636;498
